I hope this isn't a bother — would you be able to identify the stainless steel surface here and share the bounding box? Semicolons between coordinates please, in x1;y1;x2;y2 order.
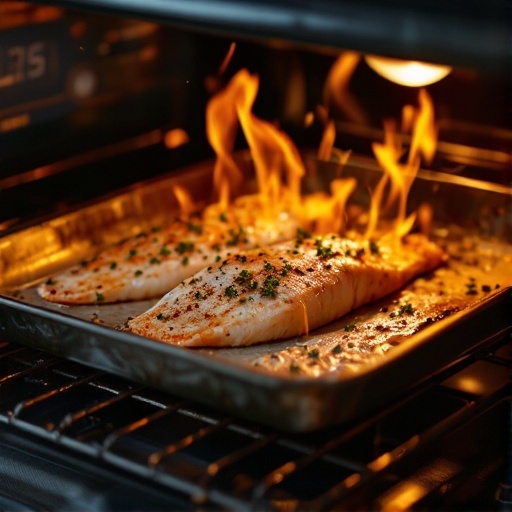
0;154;511;430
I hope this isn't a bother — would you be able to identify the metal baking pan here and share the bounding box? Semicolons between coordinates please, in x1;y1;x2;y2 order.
1;154;511;431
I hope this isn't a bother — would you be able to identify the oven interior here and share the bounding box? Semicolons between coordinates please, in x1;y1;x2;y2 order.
1;1;511;510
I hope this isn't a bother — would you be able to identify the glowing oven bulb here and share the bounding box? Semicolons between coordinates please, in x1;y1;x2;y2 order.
365;55;452;87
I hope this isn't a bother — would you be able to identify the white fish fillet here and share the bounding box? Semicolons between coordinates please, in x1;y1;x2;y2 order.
37;199;301;304
128;233;445;347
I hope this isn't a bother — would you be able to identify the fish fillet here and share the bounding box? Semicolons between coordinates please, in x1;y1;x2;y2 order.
37;199;301;304
128;233;445;347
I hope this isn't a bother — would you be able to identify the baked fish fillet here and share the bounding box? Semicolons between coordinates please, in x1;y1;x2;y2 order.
37;201;301;304
128;233;445;347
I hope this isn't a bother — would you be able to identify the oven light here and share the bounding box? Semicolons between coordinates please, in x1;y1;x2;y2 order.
365;55;452;87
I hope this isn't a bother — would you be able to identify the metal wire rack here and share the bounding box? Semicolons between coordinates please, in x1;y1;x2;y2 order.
0;337;510;510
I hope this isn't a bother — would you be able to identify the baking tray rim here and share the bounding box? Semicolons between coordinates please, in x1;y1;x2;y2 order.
1;286;510;389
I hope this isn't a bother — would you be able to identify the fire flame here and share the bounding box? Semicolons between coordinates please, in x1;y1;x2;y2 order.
206;69;306;219
367;89;437;239
203;62;437;242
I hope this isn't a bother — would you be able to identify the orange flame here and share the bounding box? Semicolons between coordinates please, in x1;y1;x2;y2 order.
406;88;437;165
367;89;437;239
206;70;248;209
323;52;367;125
318;120;336;161
172;185;196;218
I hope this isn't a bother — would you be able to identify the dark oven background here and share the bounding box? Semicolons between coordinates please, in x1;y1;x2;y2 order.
0;2;511;511
1;1;511;230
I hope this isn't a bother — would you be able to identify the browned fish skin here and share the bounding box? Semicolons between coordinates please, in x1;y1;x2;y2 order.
128;233;445;347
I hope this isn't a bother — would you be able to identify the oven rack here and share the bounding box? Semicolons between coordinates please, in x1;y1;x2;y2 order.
0;337;510;511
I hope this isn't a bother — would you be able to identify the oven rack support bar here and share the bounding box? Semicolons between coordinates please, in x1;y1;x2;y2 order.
0;342;509;511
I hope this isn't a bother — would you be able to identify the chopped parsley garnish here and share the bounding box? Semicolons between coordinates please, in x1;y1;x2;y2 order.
134;270;143;277
307;349;319;359
296;227;311;244
181;256;189;266
195;291;204;300
369;240;380;255
186;222;203;234
315;239;335;259
343;324;356;332
261;275;280;298
247;280;258;290
263;261;275;271
156;313;170;321
175;241;195;255
109;262;117;270
160;246;171;256
226;226;247;247
219;212;228;222
289;363;300;373
45;277;55;285
149;257;161;265
465;282;478;295
236;269;253;284
398;303;415;315
331;344;342;355
215;255;221;262
240;255;247;263
151;225;162;233
225;285;238;298
96;292;104;302
126;249;137;259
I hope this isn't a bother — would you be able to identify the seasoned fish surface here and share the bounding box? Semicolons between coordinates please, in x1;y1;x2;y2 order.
128;234;445;347
37;203;300;304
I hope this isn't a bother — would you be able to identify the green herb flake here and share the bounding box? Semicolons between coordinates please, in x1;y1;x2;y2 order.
225;285;238;298
314;239;335;259
219;212;228;223
369;240;380;255
134;270;143;277
45;277;55;285
331;344;342;355
109;262;117;270
263;261;274;271
160;246;171;256
398;303;415;315
186;222;203;234
296;228;311;244
181;256;189;266
240;255;247;263
194;291;204;301
151;225;162;233
307;349;319;359
261;275;280;298
126;249;137;259
226;226;247;247
343;324;356;332
156;313;170;321
465;282;478;295
95;292;105;302
247;280;258;290
175;241;195;255
149;257;161;265
215;255;221;263
289;362;300;373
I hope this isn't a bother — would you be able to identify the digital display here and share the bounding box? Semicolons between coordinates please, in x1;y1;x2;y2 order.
0;19;65;114
0;6;162;135
0;41;48;89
